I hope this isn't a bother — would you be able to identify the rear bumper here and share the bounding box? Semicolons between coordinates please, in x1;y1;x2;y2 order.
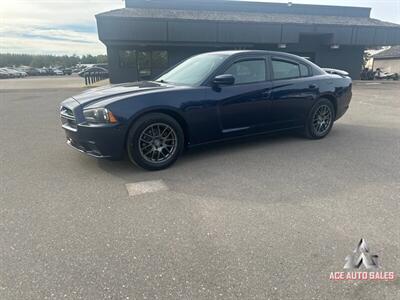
336;103;350;120
335;85;352;120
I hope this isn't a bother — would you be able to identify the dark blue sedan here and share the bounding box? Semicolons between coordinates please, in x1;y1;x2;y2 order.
60;50;352;170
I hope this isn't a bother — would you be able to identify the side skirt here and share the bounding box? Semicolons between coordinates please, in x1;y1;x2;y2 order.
186;125;305;149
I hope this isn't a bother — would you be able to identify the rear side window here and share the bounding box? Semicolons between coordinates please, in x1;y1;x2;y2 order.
300;64;310;77
272;59;300;80
225;59;266;85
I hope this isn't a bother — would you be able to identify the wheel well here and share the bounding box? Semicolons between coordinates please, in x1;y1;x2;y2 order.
320;95;337;116
125;109;190;147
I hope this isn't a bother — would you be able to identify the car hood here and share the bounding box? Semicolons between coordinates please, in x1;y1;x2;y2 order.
72;81;175;106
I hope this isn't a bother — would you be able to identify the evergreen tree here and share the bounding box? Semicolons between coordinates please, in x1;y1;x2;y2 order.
0;53;107;68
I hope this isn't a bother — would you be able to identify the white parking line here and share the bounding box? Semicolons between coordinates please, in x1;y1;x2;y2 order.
125;180;169;196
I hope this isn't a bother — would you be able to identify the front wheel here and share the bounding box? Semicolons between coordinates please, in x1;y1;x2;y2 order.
303;98;335;139
127;113;184;171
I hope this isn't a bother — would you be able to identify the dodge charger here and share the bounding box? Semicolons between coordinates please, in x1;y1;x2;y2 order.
60;51;352;170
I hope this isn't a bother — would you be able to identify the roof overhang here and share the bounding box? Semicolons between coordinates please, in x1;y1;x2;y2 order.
96;8;400;47
373;46;400;59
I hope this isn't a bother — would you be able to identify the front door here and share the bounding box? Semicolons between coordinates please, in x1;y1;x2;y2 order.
211;58;273;135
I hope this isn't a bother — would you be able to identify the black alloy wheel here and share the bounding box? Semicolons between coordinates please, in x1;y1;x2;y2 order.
138;123;177;164
127;113;184;171
304;98;335;139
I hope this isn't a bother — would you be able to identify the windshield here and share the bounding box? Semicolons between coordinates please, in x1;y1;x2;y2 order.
156;53;228;86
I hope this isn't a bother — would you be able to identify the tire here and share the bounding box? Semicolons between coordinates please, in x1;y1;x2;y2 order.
303;98;335;139
127;113;184;171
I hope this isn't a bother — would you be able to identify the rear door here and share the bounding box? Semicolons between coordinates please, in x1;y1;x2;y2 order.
269;57;318;129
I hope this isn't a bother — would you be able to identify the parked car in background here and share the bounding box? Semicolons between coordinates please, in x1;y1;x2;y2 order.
360;68;399;81
47;69;56;76
93;64;108;70
14;69;28;77
0;68;27;78
0;69;10;79
6;68;28;78
53;69;64;76
62;68;72;75
375;68;399;80
21;67;41;76
61;50;352;170
0;68;15;78
78;66;108;77
2;68;17;78
38;68;48;75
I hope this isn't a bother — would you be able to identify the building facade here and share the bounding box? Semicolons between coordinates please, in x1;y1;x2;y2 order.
373;46;400;74
96;0;400;83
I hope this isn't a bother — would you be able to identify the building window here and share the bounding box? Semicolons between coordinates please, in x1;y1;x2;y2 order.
119;50;137;68
152;51;168;70
119;49;169;81
137;51;152;80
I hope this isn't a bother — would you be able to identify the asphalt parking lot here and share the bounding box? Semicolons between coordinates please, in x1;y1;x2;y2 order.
1;77;399;299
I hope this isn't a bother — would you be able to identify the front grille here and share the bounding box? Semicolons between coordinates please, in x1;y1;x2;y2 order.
60;106;77;130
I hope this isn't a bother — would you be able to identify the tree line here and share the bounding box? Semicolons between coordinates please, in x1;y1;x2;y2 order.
0;54;108;68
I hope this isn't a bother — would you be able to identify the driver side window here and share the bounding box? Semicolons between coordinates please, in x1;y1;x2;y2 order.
225;59;266;85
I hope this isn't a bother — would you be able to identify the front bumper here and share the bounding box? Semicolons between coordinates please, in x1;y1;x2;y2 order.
63;123;126;160
61;98;126;159
66;137;110;158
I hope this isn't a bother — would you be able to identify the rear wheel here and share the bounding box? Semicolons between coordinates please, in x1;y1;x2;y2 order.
303;98;335;139
127;113;184;171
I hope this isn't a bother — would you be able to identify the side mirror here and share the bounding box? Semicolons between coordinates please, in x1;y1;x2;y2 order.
213;74;235;86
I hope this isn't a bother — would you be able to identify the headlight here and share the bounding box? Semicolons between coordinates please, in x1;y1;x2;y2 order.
83;108;117;124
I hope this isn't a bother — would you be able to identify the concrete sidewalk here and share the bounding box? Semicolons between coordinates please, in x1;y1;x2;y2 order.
0;74;109;91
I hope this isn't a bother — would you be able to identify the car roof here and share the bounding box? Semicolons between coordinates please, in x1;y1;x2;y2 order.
204;50;299;57
202;50;325;75
204;50;316;64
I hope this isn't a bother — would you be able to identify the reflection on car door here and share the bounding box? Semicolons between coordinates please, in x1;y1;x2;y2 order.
270;57;318;129
211;58;273;135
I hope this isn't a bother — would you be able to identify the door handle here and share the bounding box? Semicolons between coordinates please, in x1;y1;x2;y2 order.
262;89;272;98
309;84;318;89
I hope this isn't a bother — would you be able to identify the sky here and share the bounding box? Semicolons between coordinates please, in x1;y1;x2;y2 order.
0;0;399;56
